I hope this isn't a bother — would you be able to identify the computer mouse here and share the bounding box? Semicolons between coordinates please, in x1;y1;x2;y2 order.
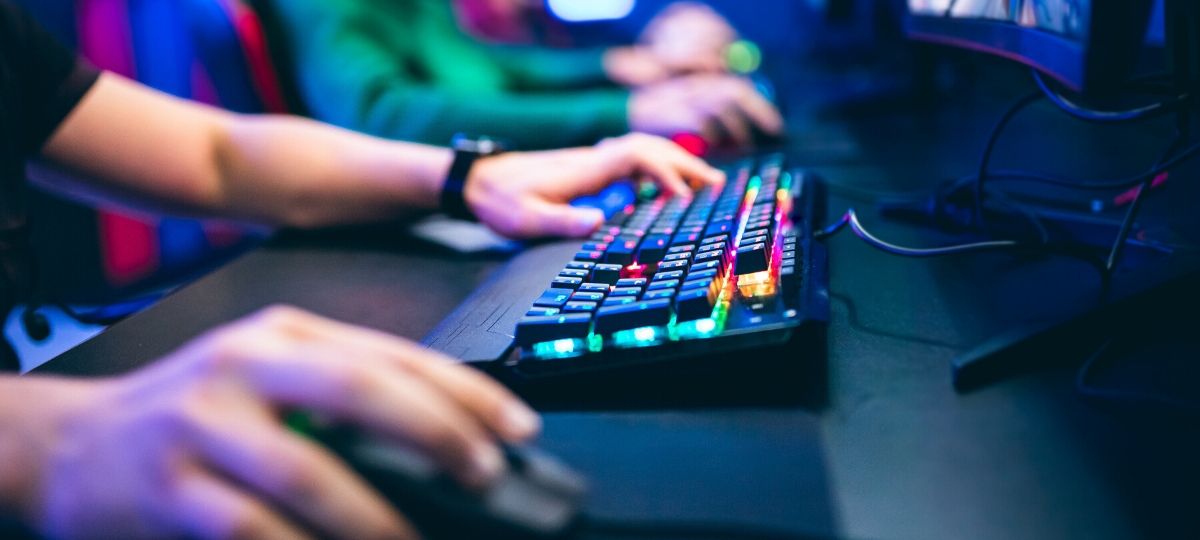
309;424;588;540
571;181;638;219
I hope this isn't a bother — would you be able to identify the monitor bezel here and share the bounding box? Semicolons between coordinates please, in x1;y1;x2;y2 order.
906;1;1155;95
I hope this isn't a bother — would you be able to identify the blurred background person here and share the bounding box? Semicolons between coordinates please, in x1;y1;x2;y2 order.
260;0;783;150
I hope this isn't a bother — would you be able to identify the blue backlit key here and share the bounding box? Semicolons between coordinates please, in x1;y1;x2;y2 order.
658;260;689;273
602;296;637;307
571;291;605;303
637;235;671;264
533;288;575;308
616;278;647;289
551;277;583;289
643;289;677;301
681;277;715;292
690;260;722;275
604;239;638;266
653;270;685;282
563;301;599;313
647;279;680;291
558;269;589;280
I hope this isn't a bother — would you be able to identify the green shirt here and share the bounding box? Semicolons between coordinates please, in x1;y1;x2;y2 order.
266;0;631;149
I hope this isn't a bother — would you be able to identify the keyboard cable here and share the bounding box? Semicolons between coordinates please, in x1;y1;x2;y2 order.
815;208;1022;257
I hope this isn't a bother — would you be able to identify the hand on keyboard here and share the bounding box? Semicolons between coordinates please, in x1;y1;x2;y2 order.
466;133;726;239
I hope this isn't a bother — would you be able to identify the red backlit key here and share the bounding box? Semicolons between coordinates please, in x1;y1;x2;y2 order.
590;263;623;285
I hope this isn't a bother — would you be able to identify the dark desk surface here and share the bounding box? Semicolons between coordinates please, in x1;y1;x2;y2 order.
40;64;1200;539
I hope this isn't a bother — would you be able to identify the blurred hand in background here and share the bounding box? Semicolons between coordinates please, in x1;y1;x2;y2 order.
628;75;783;148
605;2;739;86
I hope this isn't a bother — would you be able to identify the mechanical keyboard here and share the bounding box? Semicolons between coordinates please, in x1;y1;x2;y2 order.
501;154;829;379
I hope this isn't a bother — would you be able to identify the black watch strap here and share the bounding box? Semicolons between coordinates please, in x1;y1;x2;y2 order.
440;135;504;221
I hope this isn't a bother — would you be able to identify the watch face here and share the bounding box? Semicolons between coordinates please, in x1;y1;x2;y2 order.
452;134;503;155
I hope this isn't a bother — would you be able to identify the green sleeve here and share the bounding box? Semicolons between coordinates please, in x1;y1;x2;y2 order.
485;46;616;91
271;0;630;149
349;83;630;149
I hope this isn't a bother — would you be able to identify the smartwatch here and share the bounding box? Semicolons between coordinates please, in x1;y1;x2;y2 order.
440;134;506;221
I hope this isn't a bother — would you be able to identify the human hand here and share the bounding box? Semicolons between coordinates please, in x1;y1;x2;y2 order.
641;2;737;75
466;133;725;239
629;75;783;148
3;306;539;539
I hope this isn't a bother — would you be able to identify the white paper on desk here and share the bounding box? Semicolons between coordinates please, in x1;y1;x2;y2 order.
410;215;522;254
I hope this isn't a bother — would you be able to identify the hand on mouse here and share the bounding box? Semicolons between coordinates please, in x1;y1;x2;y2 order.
0;306;539;539
465;133;726;239
604;3;737;86
641;2;738;76
629;75;784;148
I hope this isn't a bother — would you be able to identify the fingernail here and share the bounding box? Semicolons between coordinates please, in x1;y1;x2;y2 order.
470;445;505;487
578;211;604;231
502;403;542;439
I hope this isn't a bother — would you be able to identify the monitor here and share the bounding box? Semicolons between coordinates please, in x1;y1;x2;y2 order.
906;1;1156;94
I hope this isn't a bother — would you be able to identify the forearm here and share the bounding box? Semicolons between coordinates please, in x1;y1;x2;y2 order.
0;376;98;523
41;74;454;229
487;46;615;90
0;377;30;520
212;115;452;228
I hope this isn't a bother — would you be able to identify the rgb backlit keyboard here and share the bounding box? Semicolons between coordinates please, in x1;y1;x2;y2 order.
508;155;829;375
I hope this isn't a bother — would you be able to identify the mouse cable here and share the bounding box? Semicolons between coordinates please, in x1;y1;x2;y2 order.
973;90;1044;231
816;208;1023;257
581;515;833;540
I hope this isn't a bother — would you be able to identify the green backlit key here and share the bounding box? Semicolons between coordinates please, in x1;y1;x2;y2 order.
515;313;593;346
594;299;672;334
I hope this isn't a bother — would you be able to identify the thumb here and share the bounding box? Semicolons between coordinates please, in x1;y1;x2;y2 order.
527;201;605;238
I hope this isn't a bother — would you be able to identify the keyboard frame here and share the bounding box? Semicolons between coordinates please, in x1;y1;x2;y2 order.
500;167;830;384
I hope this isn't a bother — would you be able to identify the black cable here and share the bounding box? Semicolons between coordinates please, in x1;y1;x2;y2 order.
952;160;1190;192
973;92;1043;231
971;70;1195;232
989;190;1050;243
834;143;1200;211
817;209;1024;256
582;516;828;540
1104;131;1188;272
942;0;961;17
1032;70;1191;123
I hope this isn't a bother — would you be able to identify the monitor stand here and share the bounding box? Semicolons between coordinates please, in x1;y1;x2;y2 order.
951;264;1200;392
928;1;1200;392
